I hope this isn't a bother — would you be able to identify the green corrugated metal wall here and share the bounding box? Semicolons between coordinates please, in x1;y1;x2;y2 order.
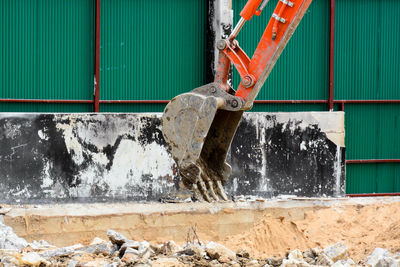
0;0;399;194
0;0;94;112
334;0;400;194
99;0;207;113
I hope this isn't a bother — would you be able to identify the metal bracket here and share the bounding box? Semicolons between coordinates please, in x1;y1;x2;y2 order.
280;0;294;7
272;13;286;23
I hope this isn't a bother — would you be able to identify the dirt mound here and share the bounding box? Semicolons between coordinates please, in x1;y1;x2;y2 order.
223;202;400;261
224;215;313;258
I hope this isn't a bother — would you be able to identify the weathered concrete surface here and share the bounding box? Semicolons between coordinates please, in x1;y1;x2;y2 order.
4;197;400;248
0;112;345;203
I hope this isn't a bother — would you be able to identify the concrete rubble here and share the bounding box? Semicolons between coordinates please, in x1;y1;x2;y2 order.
1;223;400;267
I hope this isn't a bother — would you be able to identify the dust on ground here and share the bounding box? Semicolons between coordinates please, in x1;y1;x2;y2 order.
223;202;400;261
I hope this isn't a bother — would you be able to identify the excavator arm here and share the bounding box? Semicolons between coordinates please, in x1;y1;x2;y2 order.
162;0;313;201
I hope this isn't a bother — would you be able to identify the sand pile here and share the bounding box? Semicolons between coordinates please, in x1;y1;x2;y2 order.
224;202;400;261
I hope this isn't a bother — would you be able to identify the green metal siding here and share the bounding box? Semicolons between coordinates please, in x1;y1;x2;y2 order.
334;0;400;193
232;0;330;103
334;0;400;100
0;0;94;112
99;0;208;113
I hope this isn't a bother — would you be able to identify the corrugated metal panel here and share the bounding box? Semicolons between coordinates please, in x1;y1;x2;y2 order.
232;0;330;102
99;0;208;113
0;0;94;112
345;104;400;160
334;0;400;99
0;103;91;112
346;164;400;194
335;0;400;193
345;103;400;193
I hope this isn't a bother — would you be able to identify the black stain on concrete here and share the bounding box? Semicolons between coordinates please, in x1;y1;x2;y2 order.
226;115;345;197
0;113;345;204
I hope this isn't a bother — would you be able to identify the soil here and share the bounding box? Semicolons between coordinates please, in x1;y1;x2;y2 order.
223;202;400;261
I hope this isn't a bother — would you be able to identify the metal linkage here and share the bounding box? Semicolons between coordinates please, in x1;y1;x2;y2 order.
280;0;294;7
272;13;286;23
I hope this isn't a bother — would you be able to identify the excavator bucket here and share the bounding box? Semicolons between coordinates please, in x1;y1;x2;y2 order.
161;83;244;201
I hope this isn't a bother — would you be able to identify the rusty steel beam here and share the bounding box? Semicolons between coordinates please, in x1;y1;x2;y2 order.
100;100;170;104
0;99;94;104
94;0;101;112
335;100;400;104
347;193;400;197
254;100;328;104
328;0;335;111
346;159;400;164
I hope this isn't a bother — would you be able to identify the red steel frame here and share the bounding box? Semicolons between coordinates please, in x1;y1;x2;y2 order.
328;0;335;111
0;0;399;185
94;0;101;112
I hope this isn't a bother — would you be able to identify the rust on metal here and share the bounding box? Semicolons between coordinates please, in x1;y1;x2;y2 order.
328;0;335;111
94;0;101;112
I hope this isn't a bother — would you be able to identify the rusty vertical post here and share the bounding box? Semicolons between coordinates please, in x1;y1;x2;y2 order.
328;0;335;111
94;0;101;112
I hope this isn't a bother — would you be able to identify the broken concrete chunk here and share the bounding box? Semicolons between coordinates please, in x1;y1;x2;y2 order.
78;242;113;255
159;240;180;255
266;257;283;266
178;243;206;257
205;241;236;261
29;240;56;250
0;221;28;249
366;248;397;267
236;248;250;258
40;244;82;258
331;259;357;267
288;249;304;261
246;259;261;267
141;247;155;260
107;229;128;245
119;240;140;255
125;247;140;255
132;263;151;267
67;259;78;267
281;258;312;267
90;237;107;245
138;240;150;254
311;247;322;256
323;242;348;262
121;249;139;263
302;249;316;259
104;262;120;267
20;252;48;266
316;253;334;266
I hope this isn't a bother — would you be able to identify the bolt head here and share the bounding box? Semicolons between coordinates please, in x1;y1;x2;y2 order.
241;76;253;87
216;40;227;50
231;99;238;108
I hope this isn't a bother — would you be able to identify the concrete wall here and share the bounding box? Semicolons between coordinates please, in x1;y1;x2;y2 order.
0;112;345;203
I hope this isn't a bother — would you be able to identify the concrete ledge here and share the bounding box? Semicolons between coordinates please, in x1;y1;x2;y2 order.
4;197;400;247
